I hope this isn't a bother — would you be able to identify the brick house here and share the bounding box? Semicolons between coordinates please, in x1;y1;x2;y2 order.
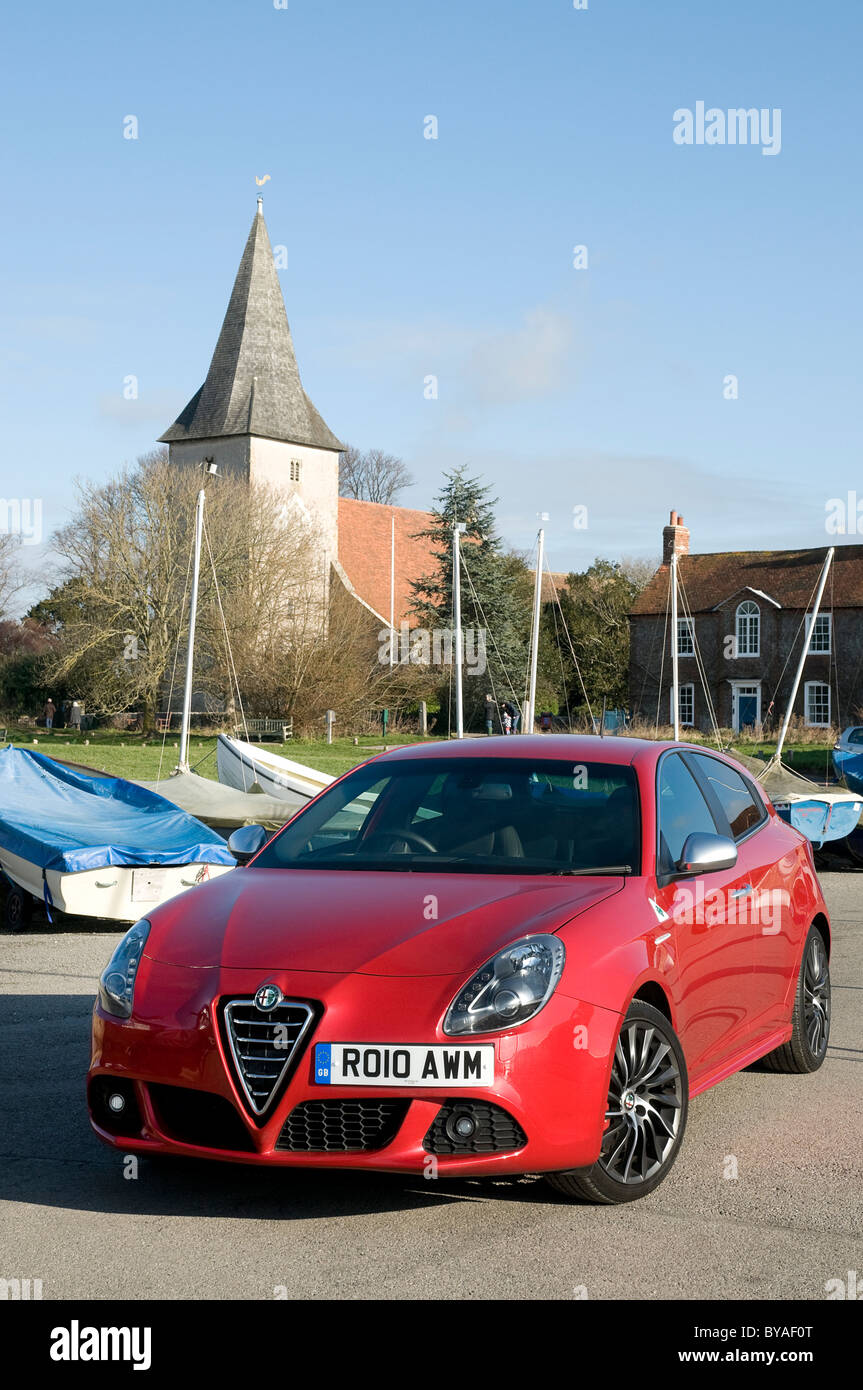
629;511;863;734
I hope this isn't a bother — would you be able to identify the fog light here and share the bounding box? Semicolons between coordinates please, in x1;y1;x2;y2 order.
107;1093;126;1114
446;1111;476;1143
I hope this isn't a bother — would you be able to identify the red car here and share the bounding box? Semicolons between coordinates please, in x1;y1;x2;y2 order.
88;736;831;1203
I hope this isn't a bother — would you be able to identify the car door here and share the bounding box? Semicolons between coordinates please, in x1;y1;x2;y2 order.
652;751;756;1080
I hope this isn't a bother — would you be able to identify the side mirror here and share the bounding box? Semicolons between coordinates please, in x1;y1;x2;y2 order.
675;832;737;876
227;824;268;865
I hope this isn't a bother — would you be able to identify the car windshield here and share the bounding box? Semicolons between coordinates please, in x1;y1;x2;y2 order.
253;756;640;875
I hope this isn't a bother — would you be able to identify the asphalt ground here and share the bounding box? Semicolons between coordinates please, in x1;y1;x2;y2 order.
0;873;860;1301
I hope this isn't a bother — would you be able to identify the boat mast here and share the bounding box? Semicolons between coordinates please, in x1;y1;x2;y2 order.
775;547;834;762
525;524;545;735
670;548;680;740
389;513;395;668
178;488;205;772
453;522;464;738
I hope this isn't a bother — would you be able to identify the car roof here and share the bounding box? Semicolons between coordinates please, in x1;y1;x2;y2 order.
380;735;678;768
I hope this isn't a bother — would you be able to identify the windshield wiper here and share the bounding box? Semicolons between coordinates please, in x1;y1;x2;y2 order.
547;865;632;876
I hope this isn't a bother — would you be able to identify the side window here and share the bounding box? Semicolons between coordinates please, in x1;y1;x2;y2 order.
690;755;764;840
657;753;719;873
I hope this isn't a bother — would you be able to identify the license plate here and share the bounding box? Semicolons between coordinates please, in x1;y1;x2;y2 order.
314;1043;494;1087
131;868;168;902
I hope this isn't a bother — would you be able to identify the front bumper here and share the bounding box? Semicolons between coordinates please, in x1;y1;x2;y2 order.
88;957;621;1177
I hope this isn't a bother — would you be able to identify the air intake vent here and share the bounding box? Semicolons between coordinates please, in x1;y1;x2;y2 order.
275;1099;408;1152
222;997;316;1118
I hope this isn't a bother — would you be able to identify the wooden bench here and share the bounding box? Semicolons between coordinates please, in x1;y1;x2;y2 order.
235;718;293;742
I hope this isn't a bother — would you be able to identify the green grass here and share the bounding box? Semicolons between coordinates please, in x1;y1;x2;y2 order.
1;731;441;782
3;727;839;782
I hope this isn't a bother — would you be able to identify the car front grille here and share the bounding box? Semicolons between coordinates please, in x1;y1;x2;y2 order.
423;1100;527;1155
222;997;316;1118
275;1099;409;1152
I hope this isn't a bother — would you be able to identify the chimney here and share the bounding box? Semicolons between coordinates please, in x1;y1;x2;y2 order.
663;509;690;565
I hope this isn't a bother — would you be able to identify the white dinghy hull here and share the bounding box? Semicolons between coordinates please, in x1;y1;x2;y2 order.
0;846;233;924
217;734;334;804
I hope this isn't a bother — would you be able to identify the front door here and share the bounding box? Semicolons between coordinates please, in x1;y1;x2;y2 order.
654;753;756;1081
733;683;761;733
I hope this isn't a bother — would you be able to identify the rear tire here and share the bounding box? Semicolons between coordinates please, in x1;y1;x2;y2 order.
545;1000;688;1204
4;884;34;932
762;925;830;1074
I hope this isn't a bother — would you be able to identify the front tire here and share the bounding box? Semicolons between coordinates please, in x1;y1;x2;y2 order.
762;926;830;1074
545;1000;688;1204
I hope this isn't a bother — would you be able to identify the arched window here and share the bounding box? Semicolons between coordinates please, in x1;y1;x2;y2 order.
736;600;760;656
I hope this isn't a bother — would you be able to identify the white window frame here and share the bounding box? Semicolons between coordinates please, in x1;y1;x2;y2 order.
804;681;831;727
805;612;831;655
735;600;760;657
676;616;694;656
671;683;695;727
731;680;762;733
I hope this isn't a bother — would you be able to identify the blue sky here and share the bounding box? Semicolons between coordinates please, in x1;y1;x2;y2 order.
2;0;861;601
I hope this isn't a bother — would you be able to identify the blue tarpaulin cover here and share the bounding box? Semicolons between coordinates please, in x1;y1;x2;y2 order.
0;747;235;874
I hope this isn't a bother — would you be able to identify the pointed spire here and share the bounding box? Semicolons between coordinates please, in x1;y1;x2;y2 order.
160;205;342;452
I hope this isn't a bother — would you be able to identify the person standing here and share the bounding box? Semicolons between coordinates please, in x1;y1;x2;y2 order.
43;697;55;730
484;693;495;735
502;704;512;735
69;700;82;732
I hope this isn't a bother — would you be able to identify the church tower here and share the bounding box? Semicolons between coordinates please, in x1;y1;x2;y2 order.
160;199;343;587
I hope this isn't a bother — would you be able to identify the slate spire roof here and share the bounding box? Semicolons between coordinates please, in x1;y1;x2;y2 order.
160;201;343;452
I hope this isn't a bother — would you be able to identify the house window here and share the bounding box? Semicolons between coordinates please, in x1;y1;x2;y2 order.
805;612;831;654
677;617;694;655
671;683;695;727
290;459;302;482
804;681;830;727
735;600;760;656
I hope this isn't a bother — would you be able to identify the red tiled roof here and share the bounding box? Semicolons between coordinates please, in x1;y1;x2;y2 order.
337;497;436;625
631;545;863;616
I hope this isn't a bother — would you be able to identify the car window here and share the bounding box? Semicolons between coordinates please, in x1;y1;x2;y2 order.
690;754;764;840
657;753;718;873
849;729;863;746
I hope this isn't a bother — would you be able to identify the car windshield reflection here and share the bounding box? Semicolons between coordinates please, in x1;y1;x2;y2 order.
252;758;640;876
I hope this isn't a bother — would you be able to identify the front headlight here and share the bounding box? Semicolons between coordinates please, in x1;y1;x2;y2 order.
443;934;566;1036
98;919;150;1019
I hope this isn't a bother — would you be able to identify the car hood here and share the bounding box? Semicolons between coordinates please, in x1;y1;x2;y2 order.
145;868;625;977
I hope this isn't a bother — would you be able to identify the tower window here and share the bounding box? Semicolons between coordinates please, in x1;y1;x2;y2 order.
290;459;302;483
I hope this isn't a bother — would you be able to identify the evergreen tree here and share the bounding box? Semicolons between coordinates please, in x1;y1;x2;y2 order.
410;468;531;731
551;558;641;714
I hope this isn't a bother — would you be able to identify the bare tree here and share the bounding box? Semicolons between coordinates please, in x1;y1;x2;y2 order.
339;445;414;505
0;534;24;619
40;452;321;729
618;554;659;592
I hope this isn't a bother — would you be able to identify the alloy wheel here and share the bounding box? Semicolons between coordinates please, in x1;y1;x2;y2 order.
803;934;830;1059
599;1021;684;1185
